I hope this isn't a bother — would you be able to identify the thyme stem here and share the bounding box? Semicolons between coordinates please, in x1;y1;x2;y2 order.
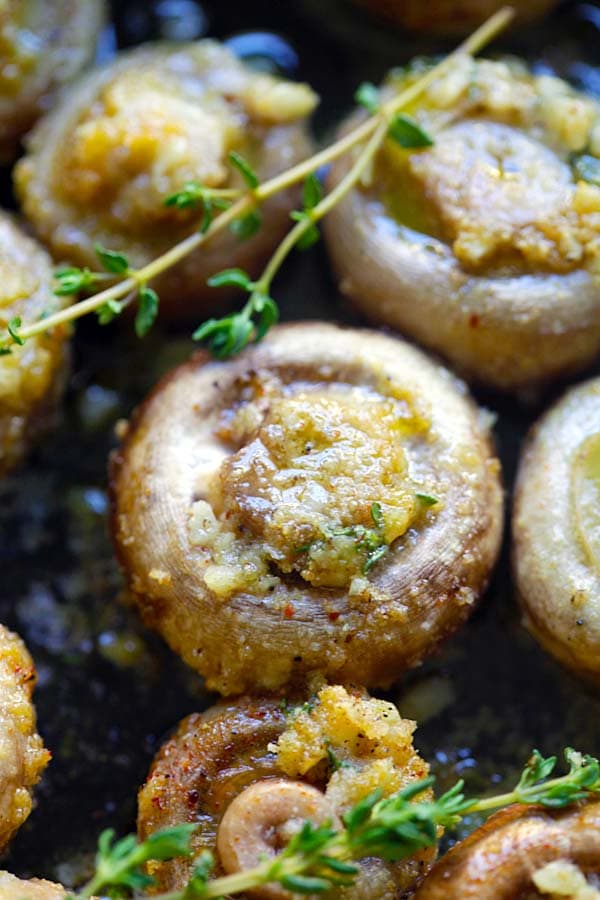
0;6;513;352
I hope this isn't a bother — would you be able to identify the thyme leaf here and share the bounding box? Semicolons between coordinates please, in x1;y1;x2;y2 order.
229;150;260;189
135;286;160;338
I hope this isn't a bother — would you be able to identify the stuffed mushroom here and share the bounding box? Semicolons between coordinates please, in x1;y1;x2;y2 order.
0;624;50;850
0;0;104;163
413;802;600;898
354;0;559;34
15;41;317;320
110;323;503;695
514;377;600;683
0;213;70;477
138;683;435;898
324;59;600;393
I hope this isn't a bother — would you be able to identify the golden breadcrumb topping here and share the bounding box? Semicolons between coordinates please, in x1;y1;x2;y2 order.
275;684;430;814
378;58;600;274
188;373;435;597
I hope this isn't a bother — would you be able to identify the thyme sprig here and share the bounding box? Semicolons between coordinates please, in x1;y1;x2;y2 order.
0;8;513;356
54;747;600;900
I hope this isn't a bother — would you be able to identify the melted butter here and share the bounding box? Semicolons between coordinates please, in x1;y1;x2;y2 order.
572;433;600;573
189;377;435;596
373;142;445;241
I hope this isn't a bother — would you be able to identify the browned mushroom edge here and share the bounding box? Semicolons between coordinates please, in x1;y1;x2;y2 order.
14;40;317;320
413;802;600;899
0;624;50;851
0;0;105;163
0;212;70;477
513;377;600;683
353;0;559;34
138;684;435;898
109;322;503;695
324;58;600;393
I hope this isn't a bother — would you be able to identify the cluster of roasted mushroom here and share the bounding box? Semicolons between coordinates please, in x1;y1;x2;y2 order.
3;0;600;897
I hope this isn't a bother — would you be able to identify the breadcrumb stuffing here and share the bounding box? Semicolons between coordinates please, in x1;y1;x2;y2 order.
275;684;431;814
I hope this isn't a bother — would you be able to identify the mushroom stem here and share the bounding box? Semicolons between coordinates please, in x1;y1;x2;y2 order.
217;779;339;899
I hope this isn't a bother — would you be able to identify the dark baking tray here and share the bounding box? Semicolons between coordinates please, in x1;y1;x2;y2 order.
2;0;600;884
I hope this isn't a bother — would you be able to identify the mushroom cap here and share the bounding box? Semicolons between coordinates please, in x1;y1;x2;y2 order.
513;377;600;682
413;802;600;899
324;65;600;394
0;0;105;163
110;322;503;695
14;40;316;320
354;0;559;33
0;625;50;850
0;212;70;477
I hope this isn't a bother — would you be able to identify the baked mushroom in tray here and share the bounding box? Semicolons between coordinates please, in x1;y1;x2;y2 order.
413;802;600;899
0;624;49;851
138;683;434;898
14;40;317;320
324;59;600;393
0;0;104;163
0;212;70;477
354;0;559;34
110;323;503;695
514;377;600;683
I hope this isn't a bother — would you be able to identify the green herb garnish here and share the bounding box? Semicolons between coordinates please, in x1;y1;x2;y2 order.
62;746;600;900
570;152;600;187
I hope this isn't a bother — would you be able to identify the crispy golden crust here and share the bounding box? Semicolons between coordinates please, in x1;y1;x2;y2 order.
356;0;558;32
413;803;600;899
513;377;600;682
0;625;50;850
0;873;65;900
15;41;316;320
110;323;503;695
138;688;434;898
324;62;600;393
0;0;104;163
0;213;70;477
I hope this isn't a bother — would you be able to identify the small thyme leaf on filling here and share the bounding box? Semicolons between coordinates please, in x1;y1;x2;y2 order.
388;114;434;149
570;152;600;188
416;492;439;507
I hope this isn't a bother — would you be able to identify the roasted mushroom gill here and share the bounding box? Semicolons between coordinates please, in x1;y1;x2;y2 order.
138;684;434;898
110;323;503;694
514;377;600;682
15;40;317;319
324;59;600;392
